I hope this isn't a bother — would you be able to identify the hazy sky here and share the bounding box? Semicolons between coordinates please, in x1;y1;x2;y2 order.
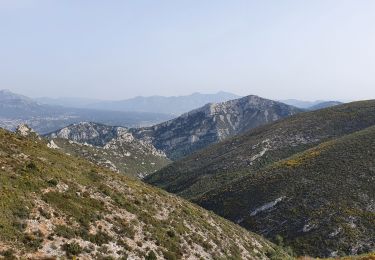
1;0;375;101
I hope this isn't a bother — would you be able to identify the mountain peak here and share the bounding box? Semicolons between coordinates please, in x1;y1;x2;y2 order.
132;95;302;160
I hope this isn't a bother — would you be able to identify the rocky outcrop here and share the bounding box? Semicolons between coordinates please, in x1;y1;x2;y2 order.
16;124;36;137
46;122;169;178
48;122;119;146
15;124;40;140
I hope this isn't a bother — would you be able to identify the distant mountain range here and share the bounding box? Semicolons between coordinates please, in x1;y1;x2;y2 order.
37;94;343;114
281;99;343;109
36;91;241;115
146;100;375;257
0;89;173;134
35;96;102;109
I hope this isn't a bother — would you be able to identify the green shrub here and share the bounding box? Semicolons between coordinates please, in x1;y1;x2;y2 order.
25;162;38;171
1;249;16;260
55;225;76;239
146;250;157;260
163;250;177;260
23;232;43;251
89;231;112;246
12;206;30;219
47;179;58;186
167;230;175;238
38;207;52;219
62;241;83;257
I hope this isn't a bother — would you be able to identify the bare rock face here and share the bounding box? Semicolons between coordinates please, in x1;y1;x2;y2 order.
131;95;302;160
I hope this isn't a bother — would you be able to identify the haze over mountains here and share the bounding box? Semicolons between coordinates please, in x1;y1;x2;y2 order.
1;88;342;135
281;99;343;110
0;89;174;134
36;92;240;115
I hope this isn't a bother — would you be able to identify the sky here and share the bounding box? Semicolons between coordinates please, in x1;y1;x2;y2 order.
0;0;375;101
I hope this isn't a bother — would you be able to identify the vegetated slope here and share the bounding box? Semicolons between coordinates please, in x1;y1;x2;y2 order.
0;128;288;259
132;95;301;160
85;91;240;115
46;122;170;178
0;89;173;134
328;252;375;260
197;125;375;258
146;100;375;200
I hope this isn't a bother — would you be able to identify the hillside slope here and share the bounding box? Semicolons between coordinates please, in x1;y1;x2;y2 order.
198;126;375;257
146;100;375;200
0;128;287;259
46;122;170;178
132;95;301;160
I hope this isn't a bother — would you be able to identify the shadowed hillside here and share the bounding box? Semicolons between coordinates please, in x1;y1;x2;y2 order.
198;126;375;257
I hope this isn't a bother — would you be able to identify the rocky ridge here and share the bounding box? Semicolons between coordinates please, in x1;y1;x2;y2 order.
131;95;302;160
